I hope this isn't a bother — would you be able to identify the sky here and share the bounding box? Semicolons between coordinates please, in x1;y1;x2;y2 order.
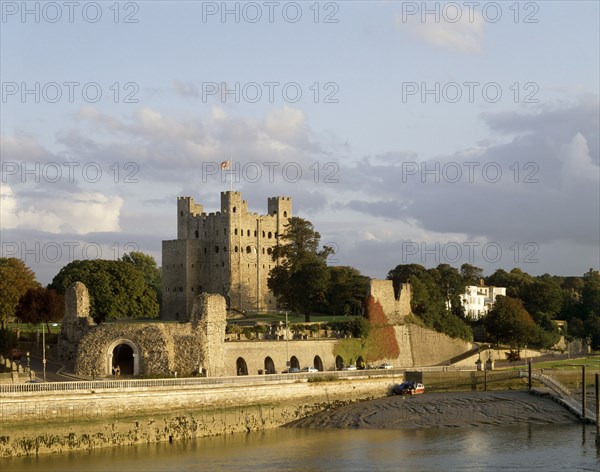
1;0;599;285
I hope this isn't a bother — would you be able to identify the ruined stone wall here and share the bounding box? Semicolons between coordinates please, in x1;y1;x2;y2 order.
368;279;472;367
368;280;411;324
191;293;228;377
57;282;95;367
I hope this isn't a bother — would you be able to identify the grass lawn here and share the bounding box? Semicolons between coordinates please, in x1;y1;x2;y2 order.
527;356;600;370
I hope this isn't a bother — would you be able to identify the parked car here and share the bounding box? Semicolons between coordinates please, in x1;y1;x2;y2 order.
342;365;357;371
392;381;425;395
284;367;301;373
10;348;23;360
378;363;394;370
301;366;318;373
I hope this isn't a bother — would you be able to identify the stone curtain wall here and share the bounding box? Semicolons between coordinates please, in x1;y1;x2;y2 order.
223;340;339;376
368;279;471;367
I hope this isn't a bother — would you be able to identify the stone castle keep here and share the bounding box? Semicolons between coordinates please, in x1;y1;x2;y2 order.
162;192;291;319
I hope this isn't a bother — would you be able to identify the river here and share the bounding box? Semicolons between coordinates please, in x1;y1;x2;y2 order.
3;423;599;471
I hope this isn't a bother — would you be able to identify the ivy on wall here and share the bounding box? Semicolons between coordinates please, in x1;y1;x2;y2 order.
332;296;400;365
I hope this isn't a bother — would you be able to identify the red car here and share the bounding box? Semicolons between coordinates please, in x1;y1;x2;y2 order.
11;348;23;360
393;381;425;395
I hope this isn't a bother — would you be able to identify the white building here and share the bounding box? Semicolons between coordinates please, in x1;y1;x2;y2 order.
461;285;506;320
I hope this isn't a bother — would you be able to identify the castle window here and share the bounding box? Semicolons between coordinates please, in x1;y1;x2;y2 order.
235;246;238;252
216;230;219;236
254;230;257;236
180;211;183;216
204;231;207;237
268;231;272;239
273;210;277;215
191;264;194;268
195;230;199;238
283;211;287;217
198;285;203;291
262;231;265;237
222;262;225;267
224;228;227;235
179;286;183;292
267;247;272;255
191;287;194;291
235;228;238;235
247;229;250;236
215;246;219;253
274;232;278;238
223;246;227;252
262;248;265;254
246;246;251;254
204;248;207;254
233;206;236;213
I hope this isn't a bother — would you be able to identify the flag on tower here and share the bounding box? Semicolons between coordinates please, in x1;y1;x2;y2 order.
220;160;230;170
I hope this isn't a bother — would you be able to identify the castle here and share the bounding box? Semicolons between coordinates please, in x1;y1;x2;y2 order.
161;191;292;319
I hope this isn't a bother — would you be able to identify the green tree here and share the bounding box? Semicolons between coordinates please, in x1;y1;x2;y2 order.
522;276;563;319
268;217;332;322
15;287;64;332
460;263;484;286
0;258;40;328
122;252;162;305
431;264;466;318
323;266;369;316
387;263;428;297
485;268;533;299
49;259;159;323
582;269;600;319
484;296;536;349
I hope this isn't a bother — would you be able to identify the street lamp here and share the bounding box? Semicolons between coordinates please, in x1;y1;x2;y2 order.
41;323;46;382
285;311;290;371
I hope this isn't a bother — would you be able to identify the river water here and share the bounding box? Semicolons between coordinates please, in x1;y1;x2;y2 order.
4;424;599;472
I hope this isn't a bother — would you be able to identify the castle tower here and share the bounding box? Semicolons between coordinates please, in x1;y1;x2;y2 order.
162;192;291;319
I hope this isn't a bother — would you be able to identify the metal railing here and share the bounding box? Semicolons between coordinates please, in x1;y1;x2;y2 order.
0;369;398;395
520;371;597;422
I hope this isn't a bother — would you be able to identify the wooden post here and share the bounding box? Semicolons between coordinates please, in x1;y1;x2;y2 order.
528;359;532;390
582;365;586;420
484;368;487;391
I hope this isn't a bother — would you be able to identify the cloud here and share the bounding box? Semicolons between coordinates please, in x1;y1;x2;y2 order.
561;133;600;184
339;99;599;248
1;184;123;234
173;80;200;98
398;9;485;53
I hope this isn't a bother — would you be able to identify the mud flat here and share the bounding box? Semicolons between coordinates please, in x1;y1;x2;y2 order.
285;391;580;429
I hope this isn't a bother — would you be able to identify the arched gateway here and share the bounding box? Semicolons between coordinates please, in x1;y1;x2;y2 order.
106;339;140;376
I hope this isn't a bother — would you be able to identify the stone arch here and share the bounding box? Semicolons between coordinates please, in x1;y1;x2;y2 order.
236;357;248;376
264;356;276;374
290;356;300;369
313;355;323;371
107;339;140;376
335;355;344;370
356;356;365;370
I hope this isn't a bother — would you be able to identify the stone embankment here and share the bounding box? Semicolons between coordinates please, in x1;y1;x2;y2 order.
0;376;395;457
